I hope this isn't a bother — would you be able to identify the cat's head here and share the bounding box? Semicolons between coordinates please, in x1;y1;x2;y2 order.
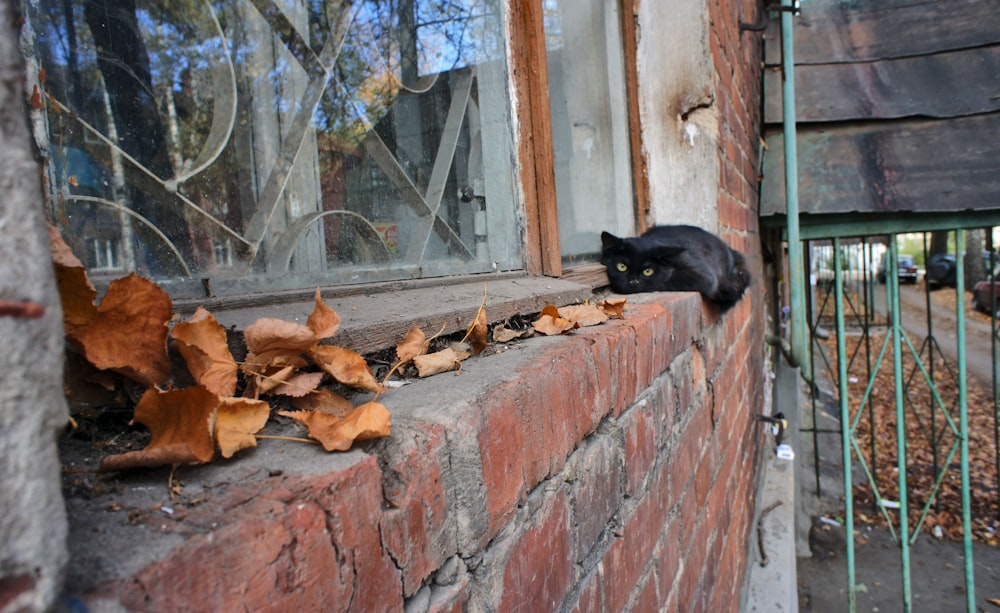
600;231;683;294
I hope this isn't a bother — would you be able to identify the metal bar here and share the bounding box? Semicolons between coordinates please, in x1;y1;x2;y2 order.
888;238;913;610
763;210;1000;239
923;234;940;509
834;239;857;613
781;0;808;368
989;230;999;514
955;232;976;612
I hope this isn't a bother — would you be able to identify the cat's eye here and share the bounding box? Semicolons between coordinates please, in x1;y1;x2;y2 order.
642;267;654;277
616;262;628;272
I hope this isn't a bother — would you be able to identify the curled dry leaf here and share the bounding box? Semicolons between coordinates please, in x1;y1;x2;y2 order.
68;274;173;387
256;364;296;396
413;347;464;377
290;389;355;417
244;317;317;356
215;397;271;459
466;306;488;355
532;305;578;336
600;297;627;319
268;371;324;398
171;307;238;396
309;345;385;393
559;303;608;327
396;325;428;364
279;401;391;451
49;224;97;333
99;386;217;472
493;326;533;343
307;288;341;339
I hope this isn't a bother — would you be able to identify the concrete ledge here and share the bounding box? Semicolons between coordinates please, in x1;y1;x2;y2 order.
745;451;799;613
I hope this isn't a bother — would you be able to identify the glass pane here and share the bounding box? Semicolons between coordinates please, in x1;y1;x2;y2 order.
24;0;520;298
543;0;636;262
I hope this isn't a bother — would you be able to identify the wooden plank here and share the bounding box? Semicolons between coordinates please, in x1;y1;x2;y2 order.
509;0;562;277
760;113;1000;216
764;46;1000;123
764;0;1000;65
619;0;650;232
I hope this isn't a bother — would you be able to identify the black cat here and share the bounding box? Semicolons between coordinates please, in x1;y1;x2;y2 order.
600;225;751;312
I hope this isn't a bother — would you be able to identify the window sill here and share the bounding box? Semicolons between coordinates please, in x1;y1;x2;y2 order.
183;272;603;355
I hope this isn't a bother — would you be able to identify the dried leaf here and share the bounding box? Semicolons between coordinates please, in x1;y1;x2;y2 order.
493;326;533;343
244;317;317;356
279;401;391;451
171;307;237;396
987;597;1000;607
601;297;627;319
396;325;428;364
49;225;97;332
269;371;324;398
215;397;270;459
413;348;463;377
466;305;488;355
559;303;608;327
99;386;217;471
290;389;355;417
30;84;43;109
256;365;296;396
307;288;340;339
309;345;385;393
532;305;578;336
68;274;172;387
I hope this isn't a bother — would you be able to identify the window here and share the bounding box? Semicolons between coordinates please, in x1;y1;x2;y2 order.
543;0;636;262
24;1;638;299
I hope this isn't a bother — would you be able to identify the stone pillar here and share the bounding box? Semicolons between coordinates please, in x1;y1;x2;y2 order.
0;0;69;610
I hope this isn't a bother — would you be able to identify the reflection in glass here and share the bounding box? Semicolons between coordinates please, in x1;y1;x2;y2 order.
543;0;635;262
25;0;520;297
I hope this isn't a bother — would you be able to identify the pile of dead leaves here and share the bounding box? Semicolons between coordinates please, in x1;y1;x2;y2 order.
820;333;999;544
51;226;626;471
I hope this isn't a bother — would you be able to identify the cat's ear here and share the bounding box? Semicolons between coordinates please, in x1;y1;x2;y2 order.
600;232;622;251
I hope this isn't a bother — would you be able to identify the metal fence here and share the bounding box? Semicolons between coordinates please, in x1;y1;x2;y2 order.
799;228;999;612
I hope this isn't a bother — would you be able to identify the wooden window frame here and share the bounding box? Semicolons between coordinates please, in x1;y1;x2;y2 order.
508;0;648;279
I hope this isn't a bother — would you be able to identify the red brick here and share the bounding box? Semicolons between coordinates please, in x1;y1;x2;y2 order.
571;435;623;562
114;457;403;613
498;494;573;612
380;424;451;595
479;391;527;535
620;398;657;495
629;569;661;613
568;568;605;613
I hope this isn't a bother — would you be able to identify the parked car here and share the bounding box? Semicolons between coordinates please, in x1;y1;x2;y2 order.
972;279;1000;318
877;254;918;284
925;251;997;289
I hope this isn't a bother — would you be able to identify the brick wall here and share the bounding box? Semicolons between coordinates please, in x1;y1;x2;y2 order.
70;288;767;612
63;1;768;610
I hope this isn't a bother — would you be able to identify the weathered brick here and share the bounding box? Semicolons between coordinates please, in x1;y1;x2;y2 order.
567;568;605;613
570;433;623;563
380;423;452;596
620;396;657;495
498;494;573;613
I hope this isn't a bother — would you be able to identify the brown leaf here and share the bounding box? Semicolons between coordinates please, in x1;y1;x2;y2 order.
171;307;237;396
987;597;1000;607
290;389;355;417
99;386;217;471
244;317;317;356
215;397;270;459
256;365;296;396
493;326;533;343
466;305;488;355
309;345;385;393
396;325;428;364
532;305;578;336
68;274;172;387
49;225;97;332
413;347;464;377
268;371;324;398
559;303;609;327
279;401;391;451
600;297;627;319
307;288;341;339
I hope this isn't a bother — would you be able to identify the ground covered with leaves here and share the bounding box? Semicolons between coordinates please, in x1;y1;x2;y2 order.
820;331;999;545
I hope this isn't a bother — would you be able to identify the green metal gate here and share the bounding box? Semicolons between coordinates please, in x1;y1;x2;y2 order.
795;224;1000;612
